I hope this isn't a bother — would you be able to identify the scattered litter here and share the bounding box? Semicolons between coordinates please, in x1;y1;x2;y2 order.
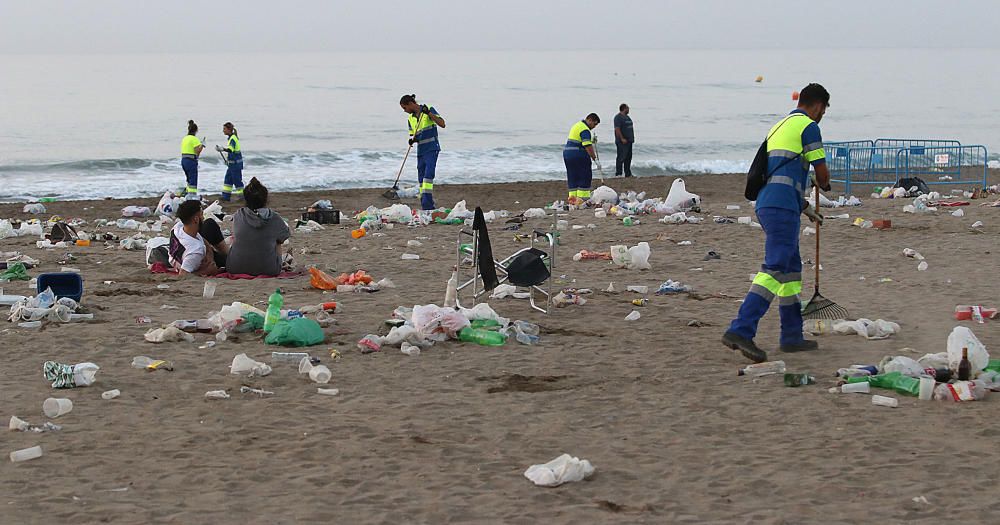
317;388;340;396
655;279;692;295
903;248;925;260
204;390;230;400
401;342;421;356
872;395;898;408
524;454;595;487
229;353;272;377
971;221;983;228
42;397;73;417
626;285;648;294
625;310;641;321
831;319;900;340
10;445;43;463
918;261;928;271
952;209;965;217
144;325;194;343
42;361;99;388
102;389;121;400
240;386;275;397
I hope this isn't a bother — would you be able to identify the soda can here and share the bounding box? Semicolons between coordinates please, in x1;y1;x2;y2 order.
631;298;647;307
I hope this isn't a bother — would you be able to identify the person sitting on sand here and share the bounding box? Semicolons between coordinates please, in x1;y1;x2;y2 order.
167;200;229;277
225;177;291;276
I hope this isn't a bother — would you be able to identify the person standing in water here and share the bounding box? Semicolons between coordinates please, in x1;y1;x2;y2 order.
180;120;205;200
216;122;244;201
400;94;446;210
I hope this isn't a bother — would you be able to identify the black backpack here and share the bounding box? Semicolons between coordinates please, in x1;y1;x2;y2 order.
745;115;806;200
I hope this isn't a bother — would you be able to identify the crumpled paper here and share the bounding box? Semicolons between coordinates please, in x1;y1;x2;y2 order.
832;319;900;340
524;454;595;487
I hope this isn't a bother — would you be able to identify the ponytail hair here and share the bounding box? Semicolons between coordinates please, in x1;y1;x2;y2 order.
187;120;198;135
399;93;417;105
224;121;238;138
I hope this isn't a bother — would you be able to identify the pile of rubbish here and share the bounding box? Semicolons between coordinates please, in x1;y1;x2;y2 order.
7;287;93;327
308;268;394;292
371;302;540;355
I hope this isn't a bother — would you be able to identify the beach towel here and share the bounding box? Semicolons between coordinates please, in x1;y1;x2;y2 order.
213;270;304;280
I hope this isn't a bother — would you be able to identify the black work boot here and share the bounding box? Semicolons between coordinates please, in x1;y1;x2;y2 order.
779;339;820;353
722;331;767;363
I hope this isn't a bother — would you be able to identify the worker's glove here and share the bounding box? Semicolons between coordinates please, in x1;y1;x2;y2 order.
593;160;603;171
810;173;832;192
215;145;224;153
408;138;416;146
420;105;430;114
802;203;824;225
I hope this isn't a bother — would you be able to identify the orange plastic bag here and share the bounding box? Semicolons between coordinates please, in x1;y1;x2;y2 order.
309;267;338;290
335;270;373;285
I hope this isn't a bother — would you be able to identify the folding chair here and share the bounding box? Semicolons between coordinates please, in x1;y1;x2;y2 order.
455;227;557;314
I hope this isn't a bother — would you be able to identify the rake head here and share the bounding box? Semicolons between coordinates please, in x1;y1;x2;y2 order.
801;291;849;320
381;187;400;200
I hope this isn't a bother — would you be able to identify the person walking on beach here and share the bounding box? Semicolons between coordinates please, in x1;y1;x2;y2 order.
722;83;831;362
180;120;204;200
614;103;634;177
563;113;600;205
400;94;446;210
216;122;244;202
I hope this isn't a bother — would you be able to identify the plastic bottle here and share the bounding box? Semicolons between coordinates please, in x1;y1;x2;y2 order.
458;327;507;346
272;352;310;364
131;356;173;371
784;373;815;387
622;217;635;226
738;360;786;377
846;371;919;396
470;319;502;330
444;269;458;308
264;288;283;333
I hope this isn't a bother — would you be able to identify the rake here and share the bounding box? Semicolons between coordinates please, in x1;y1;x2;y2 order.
801;184;849;320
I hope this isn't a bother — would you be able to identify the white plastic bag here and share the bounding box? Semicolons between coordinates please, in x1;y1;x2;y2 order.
663;178;700;211
155;191;181;217
445;200;472;221
459;302;510;327
23;203;46;214
947;326;989;372
524;454;595;487
382;203;413;223
144;237;170;267
589;185;618;205
917;352;950;370
144;326;195;343
832;318;900;340
626;242;651;270
523;208;547;219
412;304;471;340
230;353;272;377
0;220;15;240
610;245;630;266
881;356;924;377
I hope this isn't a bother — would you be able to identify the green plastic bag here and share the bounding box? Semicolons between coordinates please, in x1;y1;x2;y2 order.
0;262;30;282
264;317;325;347
241;312;264;332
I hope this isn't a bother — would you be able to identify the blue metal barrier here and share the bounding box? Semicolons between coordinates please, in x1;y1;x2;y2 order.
897;145;988;187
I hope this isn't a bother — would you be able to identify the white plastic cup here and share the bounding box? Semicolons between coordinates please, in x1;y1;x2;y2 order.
42;398;73;418
919;376;935;401
203;281;217;299
317;388;340;396
102;389;121;400
738;216;752;224
871;395;898;408
841;382;871;394
298;356;314;374
309;365;332;384
10;446;43;463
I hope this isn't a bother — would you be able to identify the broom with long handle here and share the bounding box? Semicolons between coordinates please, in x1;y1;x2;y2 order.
801;183;849;320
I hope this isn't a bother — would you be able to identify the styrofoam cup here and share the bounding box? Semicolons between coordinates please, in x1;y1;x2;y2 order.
841;382;871;394
42;398;73;418
10;445;43;463
309;365;332;384
919;376;935;401
203;281;217;299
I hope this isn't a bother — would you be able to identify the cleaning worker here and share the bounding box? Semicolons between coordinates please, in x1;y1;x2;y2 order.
180;120;204;200
563;113;600;205
400;94;445;210
216;122;244;201
722;83;831;363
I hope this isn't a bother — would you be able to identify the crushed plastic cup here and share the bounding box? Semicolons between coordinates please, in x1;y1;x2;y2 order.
737;216;752;225
10;445;43;463
625;310;641;321
317;388;340;396
919;376;935;401
101;389;121;400
841;382;870;394
401;253;420;260
871;395;898;408
42;398;73;418
917;261;928;271
308;365;332;384
203;281;217;299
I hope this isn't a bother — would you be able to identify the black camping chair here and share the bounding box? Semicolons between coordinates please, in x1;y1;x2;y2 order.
456;221;557;314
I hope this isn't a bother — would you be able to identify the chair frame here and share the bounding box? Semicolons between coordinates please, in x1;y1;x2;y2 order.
455;228;556;314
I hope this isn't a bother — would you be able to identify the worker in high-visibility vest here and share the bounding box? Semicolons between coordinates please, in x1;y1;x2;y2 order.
216;122;244;201
723;83;831;363
180;120;205;200
563;113;600;205
400;94;446;210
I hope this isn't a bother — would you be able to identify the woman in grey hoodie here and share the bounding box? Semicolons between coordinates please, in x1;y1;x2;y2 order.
225;177;291;276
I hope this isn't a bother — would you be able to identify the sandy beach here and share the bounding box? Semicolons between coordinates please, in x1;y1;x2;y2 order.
4;172;1000;524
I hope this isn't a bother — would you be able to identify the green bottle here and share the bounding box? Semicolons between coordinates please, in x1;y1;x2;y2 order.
784;373;814;387
458;327;506;346
470;319;502;330
263;288;283;333
984;359;1000;373
846;371;920;397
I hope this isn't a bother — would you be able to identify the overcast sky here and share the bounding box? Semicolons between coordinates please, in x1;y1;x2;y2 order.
1;0;995;53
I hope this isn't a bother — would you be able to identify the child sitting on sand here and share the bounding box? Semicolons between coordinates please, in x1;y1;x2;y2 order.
225;177;291;276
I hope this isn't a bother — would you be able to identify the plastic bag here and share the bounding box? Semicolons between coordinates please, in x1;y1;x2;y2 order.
663;178;700;211
590;185;618;205
832;319;900;340
230;353;272;376
264;318;325;347
459;302;510;327
917;352;950;370
382;203;413;223
155;191;181;217
43;361;99;388
0;219;15;240
23;203;46;214
626;242;651;270
144;325;195;343
412;304;471;340
610;245;630;266
445;200;472;222
881;356;924;377
524;454;595;487
0;262;30;282
309;267;338;290
947;326;990;371
523;208;547;219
